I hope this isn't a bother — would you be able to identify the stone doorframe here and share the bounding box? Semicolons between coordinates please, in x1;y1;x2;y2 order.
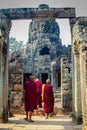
0;5;86;126
70;18;87;128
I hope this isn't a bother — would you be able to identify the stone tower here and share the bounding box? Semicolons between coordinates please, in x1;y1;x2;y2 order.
23;4;71;90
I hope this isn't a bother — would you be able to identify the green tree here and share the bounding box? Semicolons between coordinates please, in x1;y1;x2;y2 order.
9;37;24;55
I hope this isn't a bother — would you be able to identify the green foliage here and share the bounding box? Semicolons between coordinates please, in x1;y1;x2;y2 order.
9;37;24;55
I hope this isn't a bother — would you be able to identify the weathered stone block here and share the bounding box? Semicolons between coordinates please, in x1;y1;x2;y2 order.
10;92;22;108
14;84;22;91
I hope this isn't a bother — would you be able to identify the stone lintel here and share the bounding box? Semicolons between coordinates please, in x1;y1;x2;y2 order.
76;17;87;26
0;7;76;19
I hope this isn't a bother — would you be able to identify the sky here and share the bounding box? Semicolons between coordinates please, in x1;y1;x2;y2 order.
0;0;87;46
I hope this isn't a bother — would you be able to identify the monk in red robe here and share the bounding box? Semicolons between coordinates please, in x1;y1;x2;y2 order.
43;79;54;119
35;79;42;109
24;76;37;122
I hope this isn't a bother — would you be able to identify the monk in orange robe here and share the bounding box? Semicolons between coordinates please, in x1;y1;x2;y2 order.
42;84;45;102
35;79;42;109
24;76;37;122
43;79;54;119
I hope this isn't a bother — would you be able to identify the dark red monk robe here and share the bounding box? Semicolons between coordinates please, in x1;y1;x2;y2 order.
35;80;42;107
44;83;54;113
24;80;37;112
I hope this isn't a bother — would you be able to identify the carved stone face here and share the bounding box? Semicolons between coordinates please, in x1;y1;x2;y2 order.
40;22;48;33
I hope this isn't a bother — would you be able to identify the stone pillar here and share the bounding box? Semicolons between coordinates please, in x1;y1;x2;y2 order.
61;56;72;111
70;18;83;124
69;18;77;123
72;40;82;124
0;48;4;122
0;16;11;122
73;50;82;123
80;43;87;130
72;50;75;118
51;61;58;91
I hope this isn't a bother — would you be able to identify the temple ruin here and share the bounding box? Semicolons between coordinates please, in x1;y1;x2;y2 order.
0;3;87;130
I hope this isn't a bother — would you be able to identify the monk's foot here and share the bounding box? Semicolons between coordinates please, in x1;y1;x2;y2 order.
45;116;48;119
28;119;34;122
49;116;52;119
9;112;14;117
49;115;52;118
24;118;28;121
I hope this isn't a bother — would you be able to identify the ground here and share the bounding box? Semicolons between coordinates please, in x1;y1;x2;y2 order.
0;90;82;130
0;111;82;130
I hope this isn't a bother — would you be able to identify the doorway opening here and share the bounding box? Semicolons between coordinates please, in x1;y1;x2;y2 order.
23;73;32;84
41;73;48;84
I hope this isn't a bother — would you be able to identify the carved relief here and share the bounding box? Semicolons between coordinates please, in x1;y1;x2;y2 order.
81;44;87;85
80;43;87;53
73;40;80;54
0;28;7;54
0;17;11;56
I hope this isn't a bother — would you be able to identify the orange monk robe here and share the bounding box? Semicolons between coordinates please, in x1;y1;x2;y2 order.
42;84;45;102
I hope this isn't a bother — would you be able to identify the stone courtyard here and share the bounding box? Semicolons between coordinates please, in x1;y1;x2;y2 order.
0;115;82;130
0;89;82;130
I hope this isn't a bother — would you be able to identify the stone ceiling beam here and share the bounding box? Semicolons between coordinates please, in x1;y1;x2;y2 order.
0;7;76;20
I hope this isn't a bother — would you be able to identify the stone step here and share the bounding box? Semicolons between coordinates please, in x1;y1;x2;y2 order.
54;90;61;99
73;125;82;130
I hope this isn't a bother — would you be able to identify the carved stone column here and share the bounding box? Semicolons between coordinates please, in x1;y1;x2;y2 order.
73;44;82;123
80;43;87;130
69;18;77;121
51;61;58;91
0;47;4;122
0;16;11;122
70;18;82;124
61;56;72;111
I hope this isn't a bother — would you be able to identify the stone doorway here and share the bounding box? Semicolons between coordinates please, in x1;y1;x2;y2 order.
0;4;87;129
23;73;32;85
0;4;76;123
41;73;48;84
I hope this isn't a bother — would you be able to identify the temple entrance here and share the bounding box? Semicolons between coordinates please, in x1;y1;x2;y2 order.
41;73;48;84
0;4;84;128
0;4;75;123
23;73;32;84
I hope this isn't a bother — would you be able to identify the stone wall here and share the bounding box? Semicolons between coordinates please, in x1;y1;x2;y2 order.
9;54;23;112
61;56;72;111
